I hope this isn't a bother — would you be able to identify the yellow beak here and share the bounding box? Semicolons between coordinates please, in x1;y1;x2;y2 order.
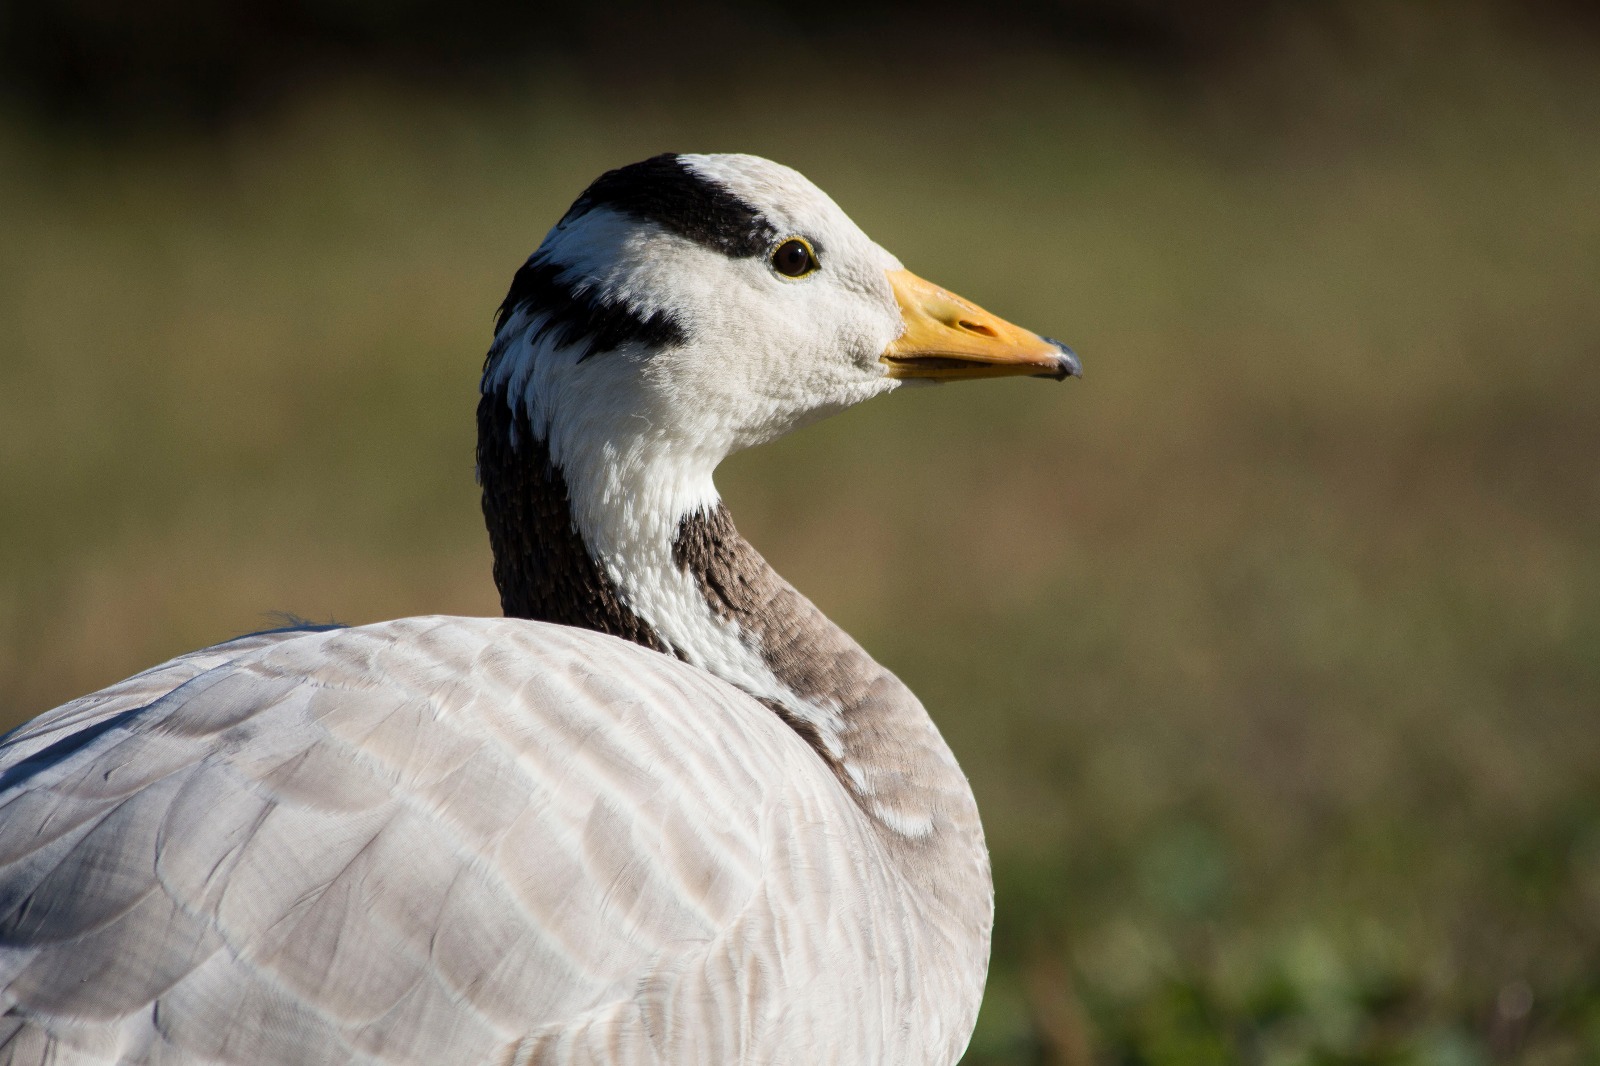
880;269;1080;382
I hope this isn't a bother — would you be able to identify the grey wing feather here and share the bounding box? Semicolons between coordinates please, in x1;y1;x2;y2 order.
0;618;896;1065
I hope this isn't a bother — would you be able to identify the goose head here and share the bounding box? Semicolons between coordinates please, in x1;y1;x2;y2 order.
483;153;1077;499
478;152;1077;673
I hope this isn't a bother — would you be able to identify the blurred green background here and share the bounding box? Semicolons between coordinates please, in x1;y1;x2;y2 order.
2;2;1598;1062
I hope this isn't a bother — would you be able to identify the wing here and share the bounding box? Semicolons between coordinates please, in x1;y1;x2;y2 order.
0;618;896;1065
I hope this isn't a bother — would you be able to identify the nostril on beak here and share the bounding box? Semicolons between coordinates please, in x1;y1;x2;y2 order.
957;319;997;338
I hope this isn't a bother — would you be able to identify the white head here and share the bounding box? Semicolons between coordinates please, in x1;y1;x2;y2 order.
483;153;1076;515
477;152;1078;721
479;153;1076;641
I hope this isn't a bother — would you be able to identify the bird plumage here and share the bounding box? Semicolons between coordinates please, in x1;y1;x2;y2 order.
0;620;975;1064
0;152;1075;1064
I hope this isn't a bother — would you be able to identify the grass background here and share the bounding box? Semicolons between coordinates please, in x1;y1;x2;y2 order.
2;7;1598;1063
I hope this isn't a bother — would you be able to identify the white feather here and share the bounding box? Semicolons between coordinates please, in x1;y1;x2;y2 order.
0;620;976;1064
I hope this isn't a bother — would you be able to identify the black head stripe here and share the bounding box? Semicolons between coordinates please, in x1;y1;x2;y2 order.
495;256;688;362
564;153;776;258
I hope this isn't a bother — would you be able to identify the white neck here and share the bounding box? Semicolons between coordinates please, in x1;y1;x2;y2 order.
563;433;807;716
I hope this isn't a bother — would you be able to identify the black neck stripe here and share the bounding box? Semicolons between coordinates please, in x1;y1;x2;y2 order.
563;153;776;259
476;388;671;652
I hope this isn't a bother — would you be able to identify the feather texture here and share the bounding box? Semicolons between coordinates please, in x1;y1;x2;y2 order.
0;619;980;1065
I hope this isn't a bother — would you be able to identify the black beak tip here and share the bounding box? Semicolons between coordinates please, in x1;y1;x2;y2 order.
1043;337;1082;380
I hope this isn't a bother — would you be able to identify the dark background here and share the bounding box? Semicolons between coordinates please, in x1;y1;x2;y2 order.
6;0;1596;131
2;2;1598;1063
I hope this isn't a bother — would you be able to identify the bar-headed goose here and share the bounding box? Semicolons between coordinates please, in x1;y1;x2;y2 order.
0;153;1079;1065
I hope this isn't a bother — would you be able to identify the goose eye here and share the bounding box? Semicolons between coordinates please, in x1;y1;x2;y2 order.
771;238;817;278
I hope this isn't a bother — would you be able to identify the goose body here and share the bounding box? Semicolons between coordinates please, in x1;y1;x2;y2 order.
0;154;1077;1064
